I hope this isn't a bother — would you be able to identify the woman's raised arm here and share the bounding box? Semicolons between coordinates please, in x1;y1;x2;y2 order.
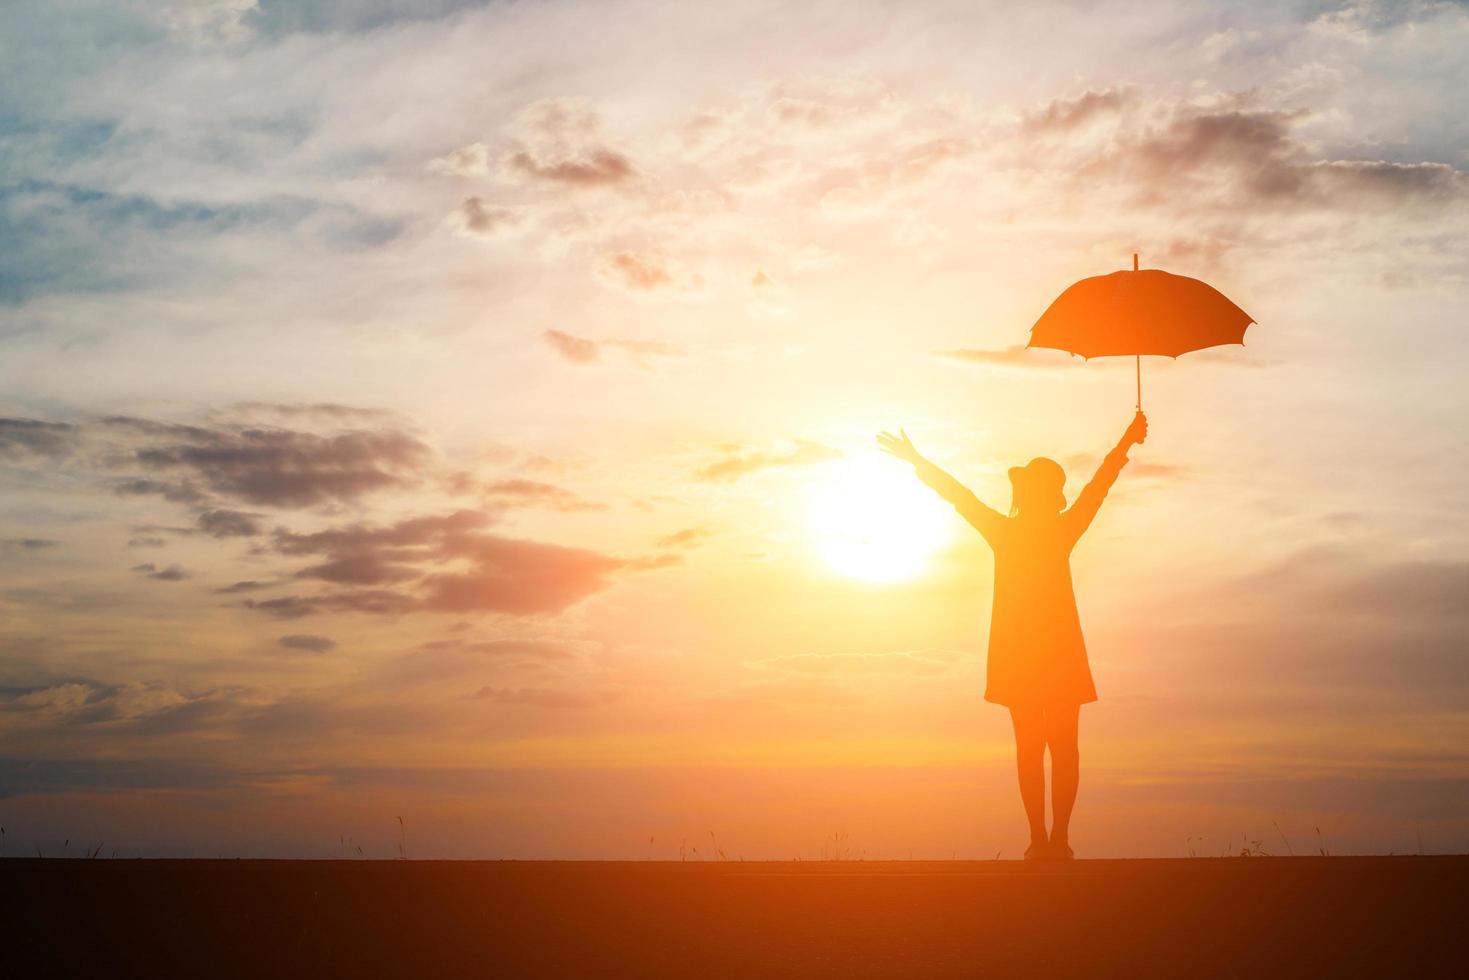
878;430;1004;543
1066;411;1148;539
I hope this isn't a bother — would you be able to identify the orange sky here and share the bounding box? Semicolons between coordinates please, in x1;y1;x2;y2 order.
1;0;1467;858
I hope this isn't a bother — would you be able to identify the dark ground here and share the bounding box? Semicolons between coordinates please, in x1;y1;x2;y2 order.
5;856;1466;978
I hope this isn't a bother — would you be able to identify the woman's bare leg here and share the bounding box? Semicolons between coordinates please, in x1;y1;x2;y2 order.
1009;706;1048;851
1044;704;1081;852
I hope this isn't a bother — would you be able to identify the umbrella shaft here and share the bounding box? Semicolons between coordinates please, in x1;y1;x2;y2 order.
1135;355;1141;411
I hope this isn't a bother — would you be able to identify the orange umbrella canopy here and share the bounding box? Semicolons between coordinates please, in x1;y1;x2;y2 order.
1027;256;1255;409
1028;260;1255;360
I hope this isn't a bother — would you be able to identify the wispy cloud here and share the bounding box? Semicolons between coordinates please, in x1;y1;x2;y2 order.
696;440;842;482
542;329;682;368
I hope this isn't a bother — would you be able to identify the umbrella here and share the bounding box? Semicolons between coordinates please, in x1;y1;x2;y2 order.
1027;254;1255;409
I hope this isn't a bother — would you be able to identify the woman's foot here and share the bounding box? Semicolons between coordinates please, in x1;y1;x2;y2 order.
1049;840;1075;860
1023;840;1050;860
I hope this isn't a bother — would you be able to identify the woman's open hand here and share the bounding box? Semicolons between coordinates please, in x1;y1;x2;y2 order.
877;429;923;465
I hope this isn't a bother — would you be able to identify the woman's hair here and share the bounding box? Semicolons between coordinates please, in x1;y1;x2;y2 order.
1008;458;1067;516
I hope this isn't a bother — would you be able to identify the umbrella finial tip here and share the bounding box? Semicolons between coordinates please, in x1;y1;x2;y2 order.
1132;253;1139;271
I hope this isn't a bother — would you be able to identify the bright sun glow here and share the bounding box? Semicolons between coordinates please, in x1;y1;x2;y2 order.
805;455;955;582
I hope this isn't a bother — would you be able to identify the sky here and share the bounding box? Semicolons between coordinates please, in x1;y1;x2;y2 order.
1;0;1467;859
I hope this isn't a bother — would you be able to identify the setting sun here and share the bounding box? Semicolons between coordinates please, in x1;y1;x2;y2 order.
804;455;955;582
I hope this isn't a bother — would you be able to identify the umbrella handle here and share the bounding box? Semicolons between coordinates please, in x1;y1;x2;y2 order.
1135;354;1141;412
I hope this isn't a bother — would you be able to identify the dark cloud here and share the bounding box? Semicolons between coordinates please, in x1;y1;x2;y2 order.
127;536;167;549
248;508;623;618
115;419;431;508
0;418;79;458
453;196;519;235
2;538;60;550
1082;100;1469;211
244;590;420;619
294;554;419;586
274;510;490;562
504;148;634;186
277;634;337;653
214;580;272;594
113;478;209;505
242;596;318;619
696;439;842;482
131;562;187;582
196;509;264;538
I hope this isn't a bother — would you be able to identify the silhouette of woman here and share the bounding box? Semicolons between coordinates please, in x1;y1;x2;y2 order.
878;411;1148;859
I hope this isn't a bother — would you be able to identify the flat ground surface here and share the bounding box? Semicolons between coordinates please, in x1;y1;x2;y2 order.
6;856;1466;978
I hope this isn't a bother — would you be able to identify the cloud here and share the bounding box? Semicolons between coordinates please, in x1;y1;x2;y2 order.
696;439;843;482
214;579;272;594
1066;92;1469;213
275;511;489;587
656;526;713;549
244;590;419;619
2;538;60;550
252;510;624;617
151;0;260;44
500;98;636;187
273;509;491;562
115;419;432;508
482;478;605;512
450;197;520;236
429;142;492;176
196;508;264;538
0;418;79;459
131;562;188;582
1022;88;1131;133
293;554;419;586
542;329;600;364
596;251;677;292
542;329;682;368
505;148;635;186
113;478;209;504
221;403;403;426
277;634;336;653
466;686;616;709
421;534;624;615
818;135;974;213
